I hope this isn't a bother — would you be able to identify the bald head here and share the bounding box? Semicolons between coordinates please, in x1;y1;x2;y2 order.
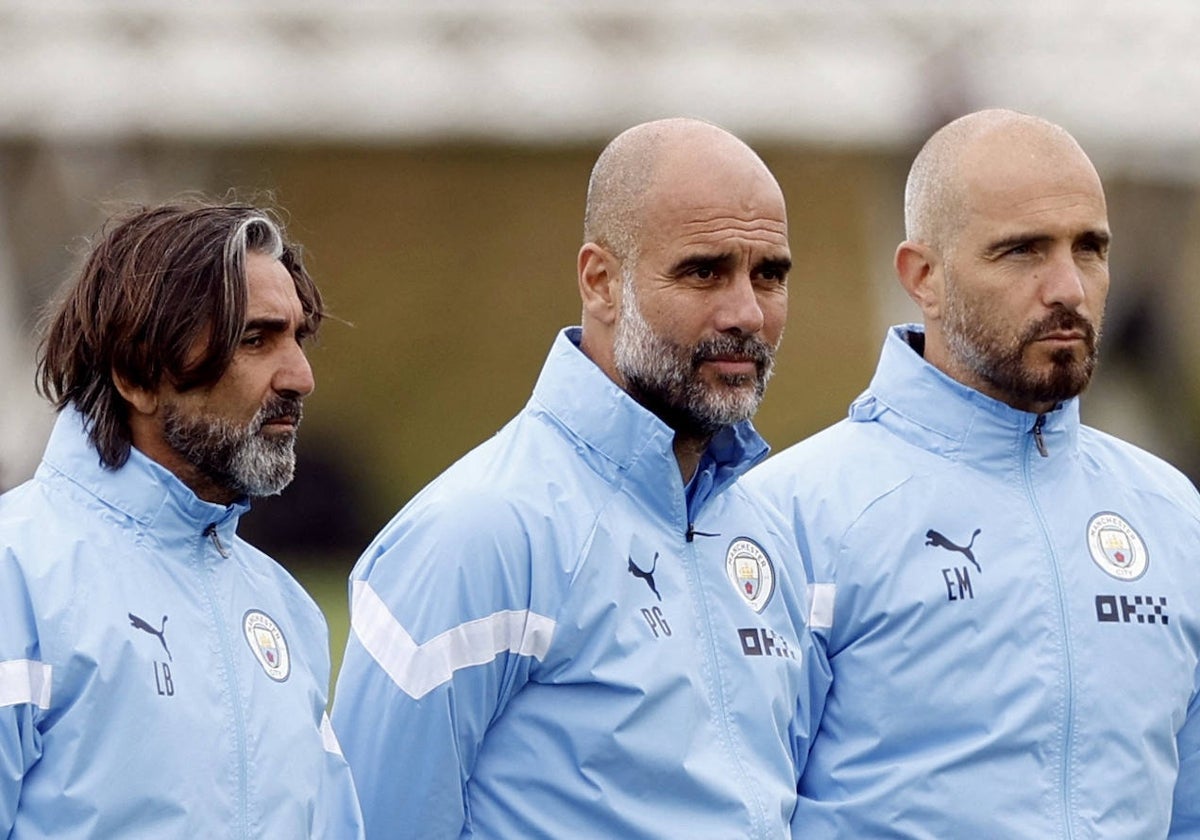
583;118;781;261
576;118;790;470
904;109;1099;252
895;108;1111;413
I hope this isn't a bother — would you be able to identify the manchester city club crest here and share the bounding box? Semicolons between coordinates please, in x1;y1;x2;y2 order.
1086;512;1148;581
243;609;290;681
725;537;775;613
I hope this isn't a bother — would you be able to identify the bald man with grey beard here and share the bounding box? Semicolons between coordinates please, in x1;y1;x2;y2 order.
333;118;831;840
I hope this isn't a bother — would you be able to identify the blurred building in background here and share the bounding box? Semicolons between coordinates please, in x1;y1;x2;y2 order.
3;0;1200;567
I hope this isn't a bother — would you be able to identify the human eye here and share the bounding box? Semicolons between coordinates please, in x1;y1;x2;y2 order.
672;264;719;287
671;253;729;282
986;238;1040;262
1077;233;1109;258
240;332;265;349
756;260;791;284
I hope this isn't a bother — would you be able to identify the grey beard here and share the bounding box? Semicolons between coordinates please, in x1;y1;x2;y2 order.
162;396;301;498
613;275;775;436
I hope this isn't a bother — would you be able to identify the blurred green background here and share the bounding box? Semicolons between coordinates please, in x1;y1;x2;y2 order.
292;564;350;690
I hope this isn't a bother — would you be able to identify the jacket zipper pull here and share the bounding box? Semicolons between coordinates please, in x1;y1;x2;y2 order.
203;523;230;558
1031;414;1049;458
685;523;718;542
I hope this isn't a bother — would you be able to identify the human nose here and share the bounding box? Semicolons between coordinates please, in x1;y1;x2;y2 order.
1041;250;1088;310
275;342;315;398
714;272;766;335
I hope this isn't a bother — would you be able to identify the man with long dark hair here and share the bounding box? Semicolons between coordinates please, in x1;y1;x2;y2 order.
0;200;363;837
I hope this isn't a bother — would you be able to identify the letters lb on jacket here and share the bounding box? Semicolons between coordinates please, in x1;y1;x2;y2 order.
747;324;1200;839
0;408;364;838
332;327;833;840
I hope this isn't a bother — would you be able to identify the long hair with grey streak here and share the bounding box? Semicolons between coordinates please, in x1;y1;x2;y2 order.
37;201;323;469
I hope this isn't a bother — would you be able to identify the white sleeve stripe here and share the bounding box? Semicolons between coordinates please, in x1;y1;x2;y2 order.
0;659;52;710
350;579;556;700
320;712;343;757
808;583;836;630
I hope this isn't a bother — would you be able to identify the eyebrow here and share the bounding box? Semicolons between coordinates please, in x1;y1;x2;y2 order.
982;235;1046;257
243;316;313;340
243;316;292;334
667;252;793;276
1078;229;1112;248
984;228;1111;257
757;256;793;275
668;252;735;276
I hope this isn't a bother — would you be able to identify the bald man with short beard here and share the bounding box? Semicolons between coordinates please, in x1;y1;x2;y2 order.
332;118;831;839
748;109;1200;837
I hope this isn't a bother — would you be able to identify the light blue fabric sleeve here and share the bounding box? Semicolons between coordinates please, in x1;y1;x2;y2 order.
0;704;40;834
0;549;45;834
334;636;472;839
1168;481;1200;838
1169;663;1200;838
313;714;366;840
331;490;548;840
788;640;831;837
269;570;366;840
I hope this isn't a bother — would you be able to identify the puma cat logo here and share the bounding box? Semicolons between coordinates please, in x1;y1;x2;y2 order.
628;553;662;602
925;529;982;573
129;613;172;661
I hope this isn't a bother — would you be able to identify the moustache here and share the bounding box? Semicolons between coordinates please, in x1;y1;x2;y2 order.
254;395;304;431
1023;309;1097;348
691;334;774;372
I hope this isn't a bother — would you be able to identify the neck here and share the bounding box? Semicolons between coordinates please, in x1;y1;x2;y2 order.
129;437;238;506
917;326;1062;414
673;433;711;484
154;448;240;506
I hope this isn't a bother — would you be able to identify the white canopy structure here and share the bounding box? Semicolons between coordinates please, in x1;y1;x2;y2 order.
0;0;1196;178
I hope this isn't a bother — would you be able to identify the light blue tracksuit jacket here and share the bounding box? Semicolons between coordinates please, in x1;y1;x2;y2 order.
332;327;831;839
748;325;1200;839
0;408;364;838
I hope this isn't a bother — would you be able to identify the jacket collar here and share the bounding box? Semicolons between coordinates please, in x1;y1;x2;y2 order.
530;328;769;505
39;407;246;544
851;325;1080;462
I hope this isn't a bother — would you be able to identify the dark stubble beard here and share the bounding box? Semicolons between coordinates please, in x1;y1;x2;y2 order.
162;394;303;498
942;270;1100;408
613;272;777;438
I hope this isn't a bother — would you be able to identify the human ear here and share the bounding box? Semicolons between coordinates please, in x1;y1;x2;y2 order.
112;370;159;416
577;242;622;327
895;240;943;319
